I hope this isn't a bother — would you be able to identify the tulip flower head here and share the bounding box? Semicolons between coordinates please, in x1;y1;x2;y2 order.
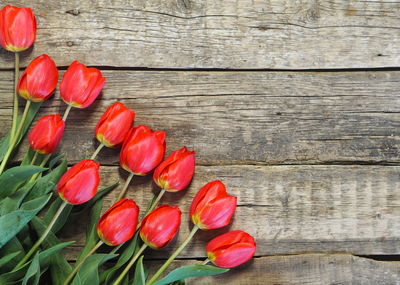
190;180;237;230
0;5;36;52
95;102;135;147
153;147;195;192
120;125;166;176
57;159;100;205
206;230;256;268
18;54;58;102
60;60;105;109
140;205;181;249
28;114;65;154
97;199;139;246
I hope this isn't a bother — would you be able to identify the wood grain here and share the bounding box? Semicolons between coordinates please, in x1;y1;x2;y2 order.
143;254;400;285
0;0;399;283
1;0;399;69
60;164;400;260
0;70;399;165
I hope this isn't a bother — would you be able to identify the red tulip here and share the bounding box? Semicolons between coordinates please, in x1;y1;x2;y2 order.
28;114;65;154
140;205;181;249
97;199;139;246
60;60;105;108
17;54;58;102
57;159;100;205
95;102;135;147
153;147;195;192
0;5;36;52
120;125;166;175
190;180;237;230
206;230;256;268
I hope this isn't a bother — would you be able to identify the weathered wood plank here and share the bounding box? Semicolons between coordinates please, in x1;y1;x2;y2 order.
0;70;399;165
141;254;400;285
61;164;400;259
1;0;399;69
140;254;400;285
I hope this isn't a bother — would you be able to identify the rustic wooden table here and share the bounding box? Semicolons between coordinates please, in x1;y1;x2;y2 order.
1;0;400;284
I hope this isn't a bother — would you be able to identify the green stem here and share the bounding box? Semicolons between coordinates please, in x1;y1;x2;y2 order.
39;154;51;167
90;143;105;160
147;189;166;213
201;258;210;265
136;189;167;230
110;243;123;255
146;226;199;285
30;151;39;165
15;201;68;270
0;53;21;175
116;173;134;201
0;150;10;175
63;240;103;285
62;105;72;122
13;100;31;145
0;100;31;175
136;190;166;230
113;243;148;285
27;154;51;184
10;52;20;142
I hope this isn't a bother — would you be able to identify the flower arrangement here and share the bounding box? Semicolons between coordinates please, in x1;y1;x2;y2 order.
0;5;256;285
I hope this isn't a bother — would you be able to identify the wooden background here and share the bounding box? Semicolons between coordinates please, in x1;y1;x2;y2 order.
1;0;400;284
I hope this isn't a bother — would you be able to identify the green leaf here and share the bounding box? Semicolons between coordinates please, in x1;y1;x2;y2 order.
153;265;229;285
0;237;25;273
101;232;140;284
0;133;10;164
170;280;185;285
17;224;35;250
0;196;20;216
0;194;51;248
0;251;21;269
15;102;42;145
20;148;37;166
0;165;46;199
0;180;36;216
49;154;65;169
42;198;73;234
76;199;104;264
25;160;67;201
132;256;146;285
31;217;72;285
36;241;75;268
0;241;73;283
22;252;40;285
0;101;41;165
71;253;118;285
72;273;82;285
121;275;129;285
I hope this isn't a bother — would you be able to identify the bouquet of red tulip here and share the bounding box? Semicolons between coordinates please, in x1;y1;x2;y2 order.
0;5;256;285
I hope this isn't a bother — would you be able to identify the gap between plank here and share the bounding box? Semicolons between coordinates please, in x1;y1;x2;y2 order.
0;66;400;72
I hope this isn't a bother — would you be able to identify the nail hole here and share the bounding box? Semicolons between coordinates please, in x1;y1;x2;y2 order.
66;9;80;16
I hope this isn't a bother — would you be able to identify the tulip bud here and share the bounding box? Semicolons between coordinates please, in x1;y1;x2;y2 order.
190;180;237;230
206;230;256;268
57;159;100;205
140;205;181;249
120;125;166;176
95;102;135;147
60;60;105;109
18;54;58;102
28;114;65;154
0;5;36;52
97;199;139;246
153;147;195;192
